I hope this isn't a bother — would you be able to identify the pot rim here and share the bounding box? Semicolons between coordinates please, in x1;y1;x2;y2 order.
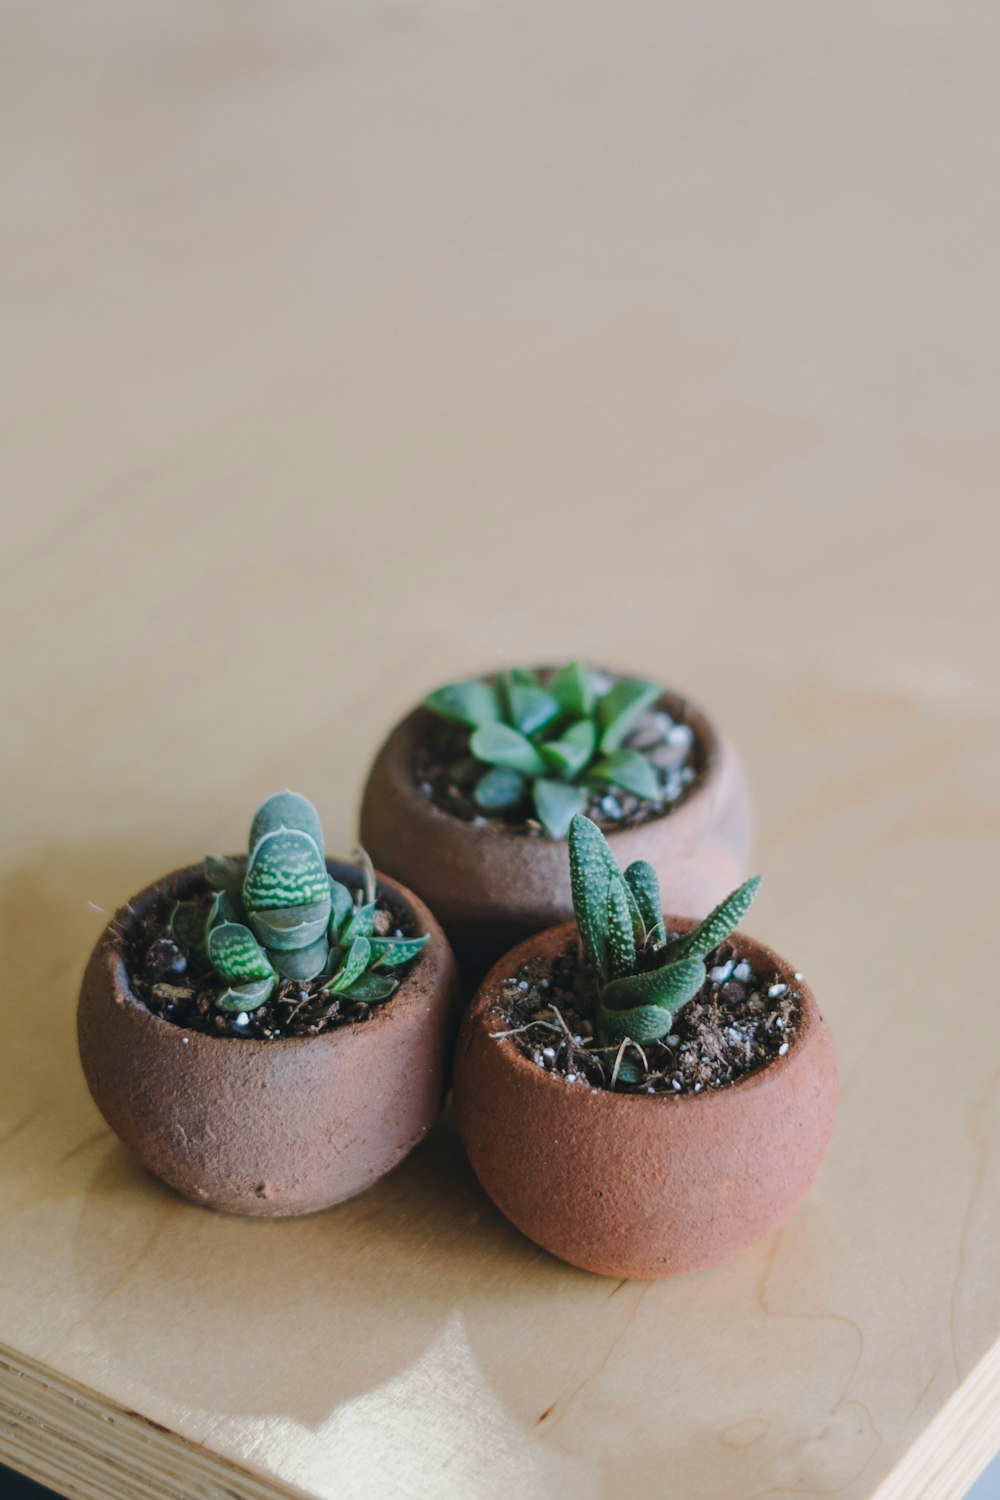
95;858;441;1056
466;918;821;1109
395;675;725;845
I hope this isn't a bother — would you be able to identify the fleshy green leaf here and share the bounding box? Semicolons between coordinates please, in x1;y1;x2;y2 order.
424;679;501;729
596;1000;677;1047
662;876;762;963
568;814;621;976
272;936;331;981
591;747;661;803
369;933;430;967
215;977;275;1014
624;860;666;944
600;958;706;1015
474;766;526;810
533;779;588;840
328;878;355;939
249;791;325;859
507;683;561;737
248;897;331;953
540;718;597;780
169;900;208;958
470;722;546;775
243;828;330;913
551;661;596;717
204;855;244;905
342;901;376;942
509;667;540;688
207;922;275;984
206;889;240;932
331;936;372;992
606;875;637;980
340;973;398;1004
597;678;662;753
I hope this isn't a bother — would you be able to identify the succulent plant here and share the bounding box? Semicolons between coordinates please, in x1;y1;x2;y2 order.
424;663;667;838
169;791;428;1014
568;813;760;1050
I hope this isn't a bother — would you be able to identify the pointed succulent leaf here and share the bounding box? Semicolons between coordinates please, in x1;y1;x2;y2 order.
342;901;376;943
597;678;662;753
340;972;399;1004
424;679;501;729
474;765;526;810
533;778;588;840
204;855;245;905
331;936;373;993
509;666;540;688
600;957;706;1015
596;999;678;1048
591;747;661;803
248;898;331;953
624;860;666;944
272;935;331;981
662;876;762;963
207;921;275;984
606;874;638;980
214;977;275;1014
327;878;355;939
507;682;562;737
169;900;208;958
539;718;597;780
243;828;329;913
249;791;325;859
550;661;596;717
369;933;430;967
470;722;546;775
568;814;621;976
206;889;240;932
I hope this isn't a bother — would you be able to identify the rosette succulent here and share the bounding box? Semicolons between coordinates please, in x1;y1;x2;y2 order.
424;662;666;838
169;791;427;1014
568;813;760;1049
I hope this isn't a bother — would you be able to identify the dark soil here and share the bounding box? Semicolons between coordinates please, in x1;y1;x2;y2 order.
125;878;417;1040
494;940;801;1093
413;681;705;834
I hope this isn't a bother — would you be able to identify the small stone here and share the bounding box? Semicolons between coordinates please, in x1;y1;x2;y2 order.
666;1033;680;1046
778;1042;790;1056
671;1079;682;1092
694;1082;702;1093
710;961;734;984
181;1036;189;1045
600;794;623;818
768;982;788;998
794;971;804;981
733;961;753;983
667;722;693;750
542;1047;556;1060
565;1073;577;1083
719;980;747;1005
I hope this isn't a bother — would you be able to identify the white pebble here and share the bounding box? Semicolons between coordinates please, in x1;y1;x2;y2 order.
710;961;734;984
565;1073;577;1083
233;1013;250;1027
778;1042;790;1056
733;961;753;983
794;971;803;981
646;1085;656;1094
694;1082;702;1093
181;1036;189;1045
518;980;529;990
668;723;693;749
666;1033;680;1046
672;1079;682;1091
542;1046;556;1059
768;983;788;999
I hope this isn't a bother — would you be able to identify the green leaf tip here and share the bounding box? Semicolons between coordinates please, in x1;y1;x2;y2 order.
663;875;762;963
249;791;325;859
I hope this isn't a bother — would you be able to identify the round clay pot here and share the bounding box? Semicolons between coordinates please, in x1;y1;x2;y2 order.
453;923;838;1278
360;685;752;977
78;861;460;1217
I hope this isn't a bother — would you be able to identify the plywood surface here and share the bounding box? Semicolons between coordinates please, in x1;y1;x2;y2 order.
2;1;999;1497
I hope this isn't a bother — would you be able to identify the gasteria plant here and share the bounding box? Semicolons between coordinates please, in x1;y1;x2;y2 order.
568;813;760;1049
169;791;428;1014
424;663;665;838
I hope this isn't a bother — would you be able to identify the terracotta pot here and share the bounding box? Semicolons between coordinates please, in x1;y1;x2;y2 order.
78;861;460;1217
360;686;752;978
453;923;838;1278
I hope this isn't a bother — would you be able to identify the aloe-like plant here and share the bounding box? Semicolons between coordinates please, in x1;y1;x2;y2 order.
169;791;428;1014
568;813;760;1049
424;663;668;838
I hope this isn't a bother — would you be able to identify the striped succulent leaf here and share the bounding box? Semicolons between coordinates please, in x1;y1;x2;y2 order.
249;791;325;858
243;828;330;913
624;860;666;945
369;934;429;967
215;977;276;1014
661;876;761;963
271;935;331;982
207;922;276;984
330;936;372;993
169;900;208;959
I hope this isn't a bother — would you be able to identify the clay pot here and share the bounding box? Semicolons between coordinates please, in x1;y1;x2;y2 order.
78;861;460;1217
453;923;838;1278
360;686;752;978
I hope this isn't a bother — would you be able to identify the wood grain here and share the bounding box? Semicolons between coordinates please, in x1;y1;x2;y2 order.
1;1;999;1497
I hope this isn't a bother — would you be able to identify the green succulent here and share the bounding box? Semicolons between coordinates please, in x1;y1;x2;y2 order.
424;663;666;838
567;813;760;1050
169;791;428;1014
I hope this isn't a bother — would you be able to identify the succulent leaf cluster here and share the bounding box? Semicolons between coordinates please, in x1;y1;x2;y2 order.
425;663;665;838
568;814;760;1048
170;792;427;1014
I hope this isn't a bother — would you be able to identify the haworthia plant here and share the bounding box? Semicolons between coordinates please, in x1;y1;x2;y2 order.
424;663;665;839
567;814;760;1050
169;791;429;1016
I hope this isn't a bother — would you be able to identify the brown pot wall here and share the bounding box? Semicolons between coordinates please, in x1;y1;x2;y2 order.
78;862;460;1217
360;689;753;977
453;923;838;1279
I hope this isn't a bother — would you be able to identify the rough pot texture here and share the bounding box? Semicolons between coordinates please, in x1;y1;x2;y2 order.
360;687;753;977
78;862;461;1217
453;923;838;1278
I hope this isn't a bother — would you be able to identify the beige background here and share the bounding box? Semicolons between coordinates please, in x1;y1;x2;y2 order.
2;1;999;1497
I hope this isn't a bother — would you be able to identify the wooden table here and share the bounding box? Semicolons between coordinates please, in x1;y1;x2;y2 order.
2;2;999;1496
